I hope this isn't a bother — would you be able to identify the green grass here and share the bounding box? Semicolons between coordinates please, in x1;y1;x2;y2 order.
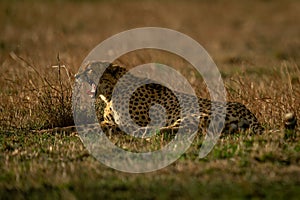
1;130;300;199
0;0;300;199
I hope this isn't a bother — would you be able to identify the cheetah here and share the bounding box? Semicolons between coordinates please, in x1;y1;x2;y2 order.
74;61;265;137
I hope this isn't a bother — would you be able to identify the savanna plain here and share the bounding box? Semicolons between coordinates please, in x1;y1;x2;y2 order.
0;0;300;199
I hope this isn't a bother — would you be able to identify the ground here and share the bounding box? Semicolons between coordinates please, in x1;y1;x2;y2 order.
0;0;300;199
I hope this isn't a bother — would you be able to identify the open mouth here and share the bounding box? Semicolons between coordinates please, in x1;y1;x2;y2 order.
75;72;97;98
87;82;96;98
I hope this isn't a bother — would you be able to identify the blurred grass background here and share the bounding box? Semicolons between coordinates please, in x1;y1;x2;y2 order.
0;0;299;199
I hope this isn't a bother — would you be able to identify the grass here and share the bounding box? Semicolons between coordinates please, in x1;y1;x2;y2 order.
0;0;300;199
1;130;300;199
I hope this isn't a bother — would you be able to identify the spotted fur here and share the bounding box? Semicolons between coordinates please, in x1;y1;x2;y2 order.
75;61;264;135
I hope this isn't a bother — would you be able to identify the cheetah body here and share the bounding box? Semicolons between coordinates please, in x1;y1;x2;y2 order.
74;61;264;135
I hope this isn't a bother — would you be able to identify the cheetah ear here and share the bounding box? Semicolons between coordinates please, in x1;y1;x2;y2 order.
100;94;109;105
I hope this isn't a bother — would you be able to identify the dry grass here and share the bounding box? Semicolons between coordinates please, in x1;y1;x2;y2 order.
0;0;300;199
5;52;74;130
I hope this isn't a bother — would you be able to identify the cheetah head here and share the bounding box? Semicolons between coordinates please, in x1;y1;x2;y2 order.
75;61;127;100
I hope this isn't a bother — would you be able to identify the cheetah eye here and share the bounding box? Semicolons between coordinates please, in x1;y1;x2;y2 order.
87;78;94;85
